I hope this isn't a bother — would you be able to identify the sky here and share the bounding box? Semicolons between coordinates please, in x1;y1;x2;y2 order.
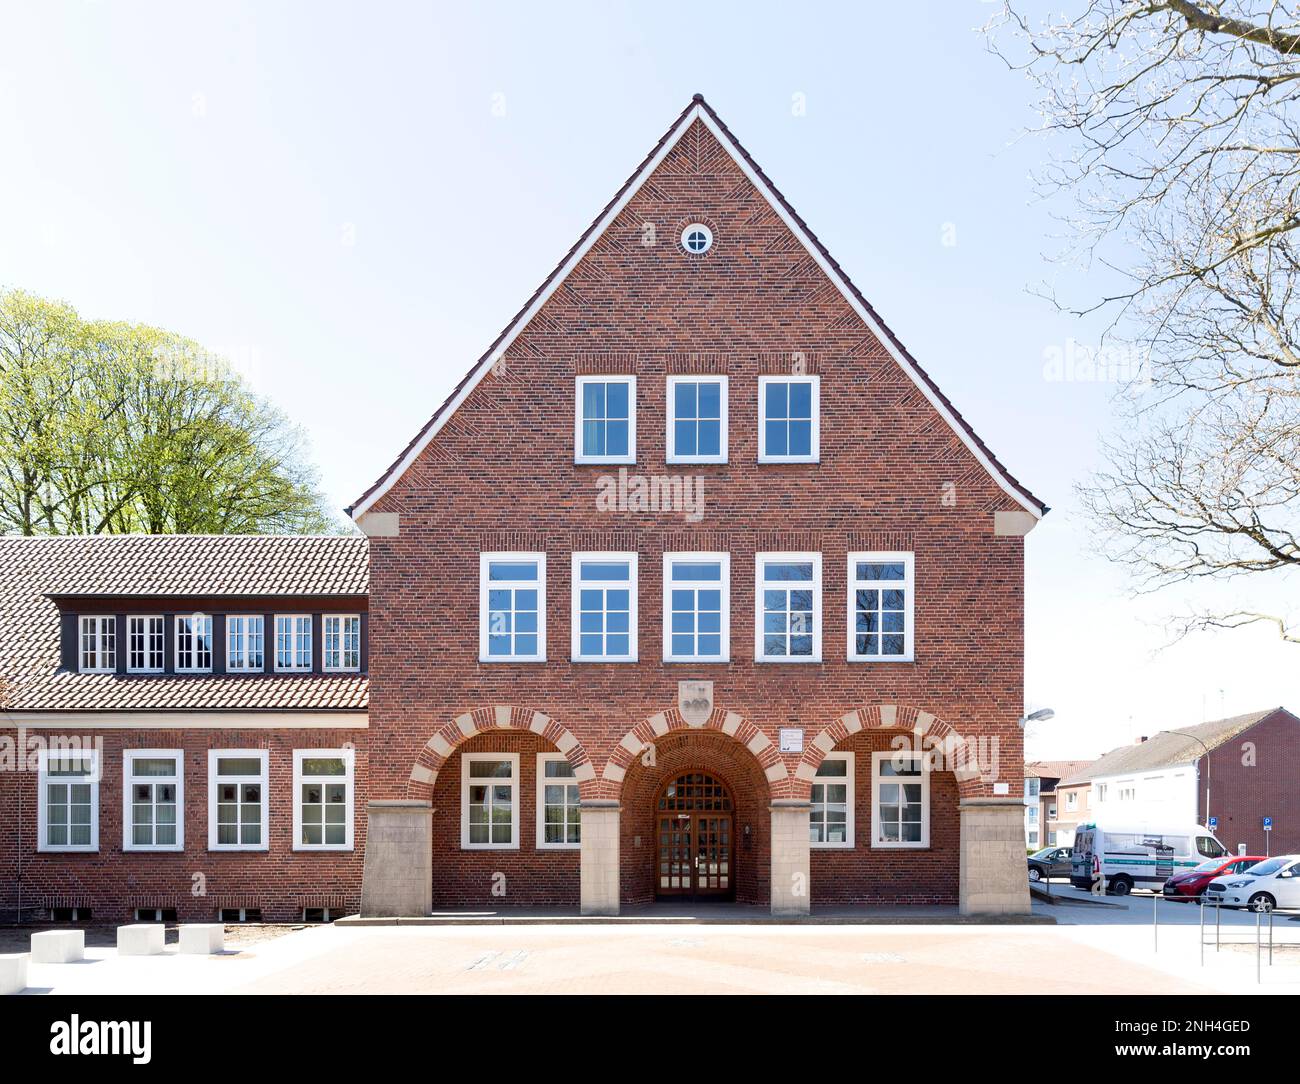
1;0;1295;760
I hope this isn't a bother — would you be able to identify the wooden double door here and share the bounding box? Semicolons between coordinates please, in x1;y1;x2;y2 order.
656;772;734;900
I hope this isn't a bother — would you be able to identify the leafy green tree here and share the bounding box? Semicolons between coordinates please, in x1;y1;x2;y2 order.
0;289;340;535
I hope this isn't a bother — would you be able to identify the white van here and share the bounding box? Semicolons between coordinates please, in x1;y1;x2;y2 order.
1070;822;1227;895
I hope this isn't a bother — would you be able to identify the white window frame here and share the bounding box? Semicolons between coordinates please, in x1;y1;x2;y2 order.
292;748;355;851
479;552;547;662
274;614;313;672
574;375;636;465
175;613;213;673
535;752;581;850
322;614;362;672
753;551;822;663
126;615;165;674
225;613;265;673
846;551;915;662
810;752;855;849
37;747;100;852
207;749;269;852
78;615;116;673
570;551;638;663
870;750;930;849
665;375;728;464
757;374;820;463
1066;791;1077;811
662;551;730;663
122;749;184;852
460;752;520;850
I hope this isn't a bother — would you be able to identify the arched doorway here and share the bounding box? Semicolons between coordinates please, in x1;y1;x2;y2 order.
655;771;735;901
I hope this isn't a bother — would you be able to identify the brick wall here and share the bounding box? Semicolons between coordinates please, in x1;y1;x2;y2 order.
1200;709;1300;856
0;726;367;923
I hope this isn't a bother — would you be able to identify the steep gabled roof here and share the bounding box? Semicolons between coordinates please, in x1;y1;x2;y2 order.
349;94;1048;520
1064;708;1296;784
1026;760;1095;787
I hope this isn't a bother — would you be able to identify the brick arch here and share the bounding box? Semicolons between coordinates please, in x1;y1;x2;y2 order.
794;704;983;799
600;706;792;799
406;705;597;800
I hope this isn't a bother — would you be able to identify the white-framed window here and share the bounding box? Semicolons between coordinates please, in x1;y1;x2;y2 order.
662;552;729;662
571;552;637;662
1027;830;1039;846
293;749;354;851
1025;777;1041;800
461;752;519;849
1027;806;1039;824
78;615;116;673
536;753;581;849
323;614;361;672
754;552;821;662
479;552;546;662
847;552;914;662
274;615;312;672
574;375;636;464
122;749;183;851
665;375;728;463
871;750;929;848
175;613;213;673
226;614;265;672
681;223;713;254
126;615;164;673
37;748;99;852
1095;783;1107;803
208;750;269;851
1066;791;1077;811
757;375;820;463
810;752;854;848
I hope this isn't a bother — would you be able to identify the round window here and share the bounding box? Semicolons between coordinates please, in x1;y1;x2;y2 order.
681;223;713;254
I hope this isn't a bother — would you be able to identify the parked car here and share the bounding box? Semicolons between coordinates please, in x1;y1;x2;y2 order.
1204;855;1300;912
1071;822;1228;895
1027;846;1072;882
1163;855;1266;900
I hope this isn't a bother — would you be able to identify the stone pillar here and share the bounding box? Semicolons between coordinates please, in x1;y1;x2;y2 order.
359;800;432;917
959;796;1031;915
580;800;621;916
770;799;811;916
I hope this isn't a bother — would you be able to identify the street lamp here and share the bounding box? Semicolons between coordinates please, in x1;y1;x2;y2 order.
1019;708;1055;729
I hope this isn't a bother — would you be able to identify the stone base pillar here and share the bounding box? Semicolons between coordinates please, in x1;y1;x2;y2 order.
359;800;432;917
959;796;1031;915
770;799;811;916
580;800;620;916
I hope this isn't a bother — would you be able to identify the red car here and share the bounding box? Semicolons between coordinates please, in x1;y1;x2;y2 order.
1163;855;1266;900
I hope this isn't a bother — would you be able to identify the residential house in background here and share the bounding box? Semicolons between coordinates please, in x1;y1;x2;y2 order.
1023;761;1093;849
1064;709;1300;857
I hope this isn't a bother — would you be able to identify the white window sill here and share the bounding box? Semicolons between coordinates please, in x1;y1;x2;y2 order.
536;842;581;852
754;656;823;664
848;655;915;664
811;841;855;850
757;455;819;465
663;656;730;665
571;656;638;664
322;666;361;674
38;845;98;854
574;456;636;466
479;656;546;664
123;844;184;853
461;843;521;851
208;844;269;853
126;668;164;675
292;844;354;853
666;455;728;465
870;842;930;850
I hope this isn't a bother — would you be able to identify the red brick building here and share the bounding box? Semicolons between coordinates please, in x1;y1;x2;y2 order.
0;97;1045;922
350;96;1046;916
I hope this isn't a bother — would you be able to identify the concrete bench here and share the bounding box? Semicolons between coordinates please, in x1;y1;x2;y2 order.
178;924;224;955
117;923;165;956
30;929;84;964
0;953;28;995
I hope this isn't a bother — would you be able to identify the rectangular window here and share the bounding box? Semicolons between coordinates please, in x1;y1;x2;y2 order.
810;753;854;847
1066;792;1077;811
78;615;116;673
662;552;729;662
273;614;312;672
127;616;164;673
226;614;265;672
754;552;821;662
38;749;99;852
123;750;183;851
666;376;728;463
323;615;361;672
758;375;820;463
536;753;581;849
175;614;213;673
461;753;519;849
871;751;929;848
293;749;354;850
1027;806;1038;824
208;750;268;851
571;552;637;662
574;375;636;464
479;552;546;662
847;552;914;661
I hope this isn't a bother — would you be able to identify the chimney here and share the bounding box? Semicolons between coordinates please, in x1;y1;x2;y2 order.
1134;736;1148;744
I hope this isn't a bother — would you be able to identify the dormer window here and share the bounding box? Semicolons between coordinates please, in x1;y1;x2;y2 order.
175;614;213;673
574;376;636;464
78;616;116;673
275;614;312;672
227;614;266;672
127;615;165;673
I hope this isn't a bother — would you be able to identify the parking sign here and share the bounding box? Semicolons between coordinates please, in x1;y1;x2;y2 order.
1264;817;1273;832
1208;816;1218;830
